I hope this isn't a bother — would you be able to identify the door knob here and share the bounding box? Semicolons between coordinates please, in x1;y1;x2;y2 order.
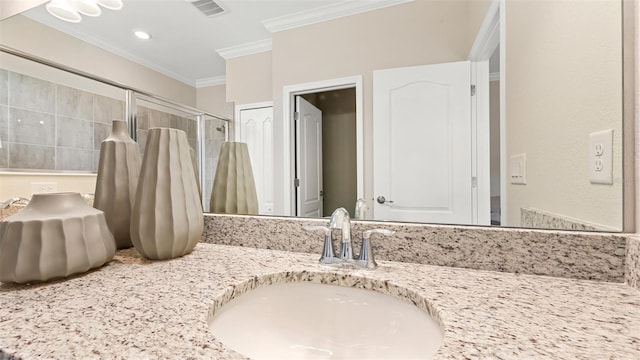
376;196;394;204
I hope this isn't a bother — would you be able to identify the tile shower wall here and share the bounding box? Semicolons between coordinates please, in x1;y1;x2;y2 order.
0;69;124;172
204;120;226;212
1;69;227;209
136;106;198;156
135;106;227;211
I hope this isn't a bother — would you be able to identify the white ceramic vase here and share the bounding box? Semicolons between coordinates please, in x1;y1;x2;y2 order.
130;127;204;260
210;142;259;214
94;120;141;249
0;192;116;284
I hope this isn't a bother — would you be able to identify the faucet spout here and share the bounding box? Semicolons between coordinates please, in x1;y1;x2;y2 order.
328;207;353;261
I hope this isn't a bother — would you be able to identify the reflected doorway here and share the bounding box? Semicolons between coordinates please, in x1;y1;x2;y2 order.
295;88;357;217
489;46;501;225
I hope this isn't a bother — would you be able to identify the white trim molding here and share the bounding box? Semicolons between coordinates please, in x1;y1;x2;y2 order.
282;76;364;216
22;12;198;87
467;0;500;61
196;76;226;88
216;39;272;60
263;0;414;33
468;0;500;226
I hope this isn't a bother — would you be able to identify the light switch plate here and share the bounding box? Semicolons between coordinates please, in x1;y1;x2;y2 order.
588;129;613;184
510;153;526;185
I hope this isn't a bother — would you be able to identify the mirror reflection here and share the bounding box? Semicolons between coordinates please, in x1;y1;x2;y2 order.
0;0;625;232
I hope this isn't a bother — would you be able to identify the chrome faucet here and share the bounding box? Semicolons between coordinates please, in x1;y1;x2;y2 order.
304;207;395;269
1;197;29;209
328;207;353;261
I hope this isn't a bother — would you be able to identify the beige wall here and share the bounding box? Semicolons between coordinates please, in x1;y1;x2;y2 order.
196;84;233;119
0;173;97;200
312;88;357;217
467;0;493;49
0;0;47;21
270;0;474;215
226;51;272;106
0;16;196;106
505;0;623;229
1;51;125;101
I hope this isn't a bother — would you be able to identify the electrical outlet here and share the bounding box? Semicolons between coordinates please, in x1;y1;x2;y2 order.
588;129;613;184
31;182;58;194
509;153;526;185
594;158;603;172
594;143;604;156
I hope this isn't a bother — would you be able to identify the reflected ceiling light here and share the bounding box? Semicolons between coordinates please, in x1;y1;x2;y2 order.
46;0;82;23
46;0;122;23
134;30;151;40
96;0;123;10
75;0;101;17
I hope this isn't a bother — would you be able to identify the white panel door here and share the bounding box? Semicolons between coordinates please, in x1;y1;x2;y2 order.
237;106;274;215
295;97;323;217
373;61;472;224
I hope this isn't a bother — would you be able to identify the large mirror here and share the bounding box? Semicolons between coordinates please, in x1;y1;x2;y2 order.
0;0;630;232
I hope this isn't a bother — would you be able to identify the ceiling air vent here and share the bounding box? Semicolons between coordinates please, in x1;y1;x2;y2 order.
188;0;225;17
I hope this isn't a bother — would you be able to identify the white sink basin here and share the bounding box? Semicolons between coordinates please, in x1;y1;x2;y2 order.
209;282;443;359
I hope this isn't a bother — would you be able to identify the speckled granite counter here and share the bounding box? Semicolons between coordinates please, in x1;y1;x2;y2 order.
1;243;638;359
203;214;628;282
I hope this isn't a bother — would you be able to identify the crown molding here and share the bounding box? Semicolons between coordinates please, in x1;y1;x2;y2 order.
196;76;226;88
216;39;272;60
21;13;197;87
262;0;414;33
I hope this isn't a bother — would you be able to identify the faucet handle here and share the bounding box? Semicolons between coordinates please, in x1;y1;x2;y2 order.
358;229;396;269
303;225;337;264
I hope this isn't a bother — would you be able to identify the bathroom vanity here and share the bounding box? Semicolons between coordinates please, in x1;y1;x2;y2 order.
0;215;639;359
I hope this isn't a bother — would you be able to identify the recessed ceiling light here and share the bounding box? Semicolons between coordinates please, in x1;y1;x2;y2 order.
134;31;151;40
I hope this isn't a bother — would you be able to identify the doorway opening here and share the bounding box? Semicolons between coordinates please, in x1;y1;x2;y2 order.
295;88;357;217
489;46;501;225
282;76;364;217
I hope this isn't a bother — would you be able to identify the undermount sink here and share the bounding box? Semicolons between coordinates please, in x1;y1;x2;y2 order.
208;282;443;359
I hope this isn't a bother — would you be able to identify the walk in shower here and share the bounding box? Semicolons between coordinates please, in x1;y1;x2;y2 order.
0;45;230;211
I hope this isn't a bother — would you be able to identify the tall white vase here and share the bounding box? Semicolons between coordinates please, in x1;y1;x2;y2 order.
0;192;116;283
94;120;141;249
130;128;204;260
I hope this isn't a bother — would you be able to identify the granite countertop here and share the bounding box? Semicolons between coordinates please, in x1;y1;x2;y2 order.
1;243;639;359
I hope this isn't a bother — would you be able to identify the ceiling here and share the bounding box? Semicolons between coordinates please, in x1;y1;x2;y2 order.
19;0;354;86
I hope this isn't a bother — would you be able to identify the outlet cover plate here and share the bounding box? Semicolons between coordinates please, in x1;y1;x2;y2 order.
588;129;613;184
510;153;526;185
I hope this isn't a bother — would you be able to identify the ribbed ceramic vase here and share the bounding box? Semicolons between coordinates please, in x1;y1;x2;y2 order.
130;127;204;260
94;120;141;249
210;142;259;214
189;146;201;195
0;192;116;284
